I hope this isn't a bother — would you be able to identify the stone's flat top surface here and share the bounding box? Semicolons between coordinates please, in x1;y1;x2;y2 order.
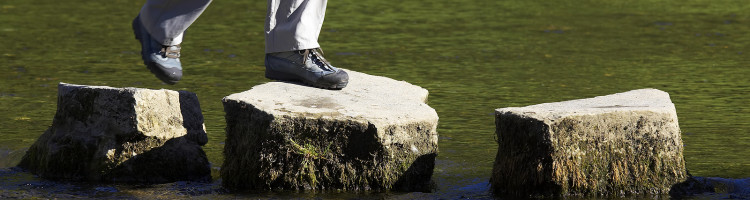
61;82;162;93
496;89;675;119
60;82;133;94
224;70;437;125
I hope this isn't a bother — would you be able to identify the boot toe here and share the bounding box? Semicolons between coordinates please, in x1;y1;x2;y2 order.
147;62;183;84
317;69;349;89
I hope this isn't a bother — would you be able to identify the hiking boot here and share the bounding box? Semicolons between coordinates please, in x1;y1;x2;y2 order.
265;48;349;89
132;15;182;85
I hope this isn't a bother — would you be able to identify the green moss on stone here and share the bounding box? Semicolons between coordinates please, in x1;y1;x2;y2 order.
221;100;437;191
492;111;687;197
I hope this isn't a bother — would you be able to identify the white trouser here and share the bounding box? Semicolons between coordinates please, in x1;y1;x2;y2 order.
138;0;327;53
264;0;327;53
139;0;212;46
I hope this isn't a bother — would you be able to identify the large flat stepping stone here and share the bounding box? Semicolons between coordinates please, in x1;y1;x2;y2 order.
18;83;210;183
221;70;438;191
491;89;687;196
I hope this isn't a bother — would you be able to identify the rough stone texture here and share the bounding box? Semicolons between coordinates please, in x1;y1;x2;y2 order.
221;70;438;191
491;89;687;196
18;83;210;183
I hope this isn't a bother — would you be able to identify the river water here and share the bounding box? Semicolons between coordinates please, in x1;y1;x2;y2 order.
1;0;748;199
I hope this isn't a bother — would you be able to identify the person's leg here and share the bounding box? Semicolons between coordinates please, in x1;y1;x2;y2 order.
264;0;349;89
264;0;326;53
134;0;212;84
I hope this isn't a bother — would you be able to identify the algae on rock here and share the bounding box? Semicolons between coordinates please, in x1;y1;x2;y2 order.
491;89;687;196
221;70;438;191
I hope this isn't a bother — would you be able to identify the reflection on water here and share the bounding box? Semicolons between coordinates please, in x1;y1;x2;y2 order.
0;148;25;169
1;0;749;198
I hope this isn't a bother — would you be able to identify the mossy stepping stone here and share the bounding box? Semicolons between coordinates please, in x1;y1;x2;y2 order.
221;70;439;191
491;89;687;196
19;83;210;183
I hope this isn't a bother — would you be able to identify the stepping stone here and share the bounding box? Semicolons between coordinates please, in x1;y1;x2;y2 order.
221;70;439;191
491;89;687;196
18;83;210;183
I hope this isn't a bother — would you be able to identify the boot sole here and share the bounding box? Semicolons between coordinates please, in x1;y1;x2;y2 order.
133;16;179;85
265;69;347;90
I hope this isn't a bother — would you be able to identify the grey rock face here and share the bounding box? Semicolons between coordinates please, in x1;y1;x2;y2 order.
18;83;210;183
221;70;438;191
491;89;687;196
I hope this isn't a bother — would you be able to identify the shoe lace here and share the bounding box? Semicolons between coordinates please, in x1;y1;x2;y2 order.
301;48;334;71
160;44;181;59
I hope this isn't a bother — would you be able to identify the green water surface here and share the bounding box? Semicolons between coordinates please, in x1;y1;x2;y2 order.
1;0;749;198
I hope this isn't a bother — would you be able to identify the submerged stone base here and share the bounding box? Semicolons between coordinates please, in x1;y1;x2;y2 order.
18;83;210;183
221;70;438;191
491;89;687;196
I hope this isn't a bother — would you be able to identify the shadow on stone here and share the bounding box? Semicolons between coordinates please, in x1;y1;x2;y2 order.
108;91;210;183
393;153;437;192
490;115;561;197
106;136;210;183
178;91;208;146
